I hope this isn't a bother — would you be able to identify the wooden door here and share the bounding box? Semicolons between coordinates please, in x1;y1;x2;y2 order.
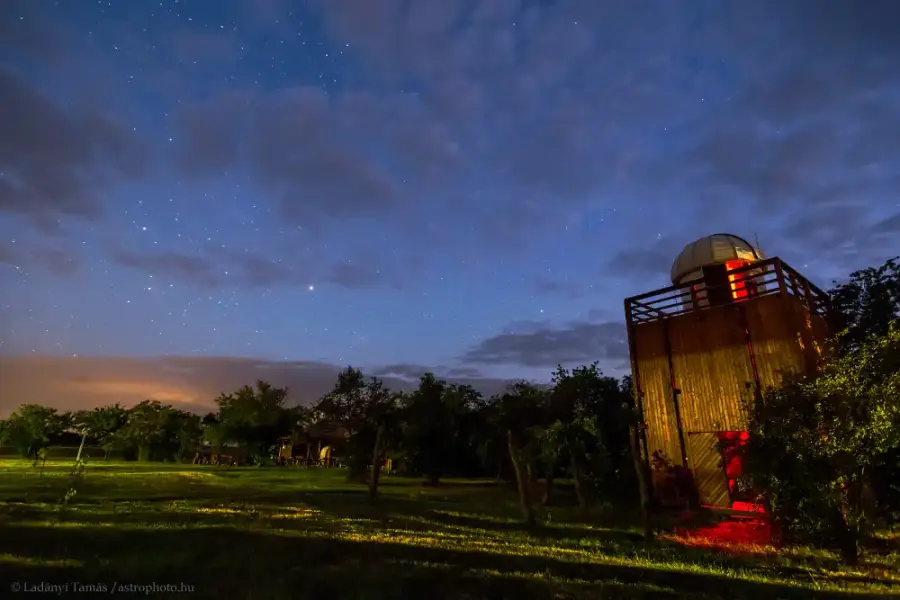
685;432;730;507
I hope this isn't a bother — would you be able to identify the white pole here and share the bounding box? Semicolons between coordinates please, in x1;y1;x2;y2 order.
75;431;87;462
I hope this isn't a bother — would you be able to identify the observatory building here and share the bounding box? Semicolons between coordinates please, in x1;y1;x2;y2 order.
624;233;830;511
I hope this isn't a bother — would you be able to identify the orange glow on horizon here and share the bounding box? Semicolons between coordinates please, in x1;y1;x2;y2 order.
66;379;208;406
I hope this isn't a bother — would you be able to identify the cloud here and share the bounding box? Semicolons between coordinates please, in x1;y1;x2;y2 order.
0;66;150;225
533;277;582;298
607;235;684;283
171;88;425;226
0;240;81;276
108;245;406;290
600;1;900;279
166;1;724;249
110;248;228;287
0;356;515;417
777;203;900;276
0;0;67;64
462;319;629;369
167;29;239;64
873;211;900;235
369;364;435;380
370;363;489;383
684;126;844;212
4;0;899;303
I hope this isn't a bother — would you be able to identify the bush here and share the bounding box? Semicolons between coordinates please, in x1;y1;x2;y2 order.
739;323;900;564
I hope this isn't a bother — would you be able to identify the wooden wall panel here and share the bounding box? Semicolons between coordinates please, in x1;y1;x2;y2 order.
785;297;830;371
808;312;830;365
743;295;807;390
632;320;683;466
686;433;731;507
668;306;754;434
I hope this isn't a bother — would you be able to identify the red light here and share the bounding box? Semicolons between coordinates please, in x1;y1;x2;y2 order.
731;501;765;513
725;260;750;301
717;431;758;509
671;511;773;550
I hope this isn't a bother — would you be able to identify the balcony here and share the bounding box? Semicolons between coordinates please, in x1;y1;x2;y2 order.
625;257;830;326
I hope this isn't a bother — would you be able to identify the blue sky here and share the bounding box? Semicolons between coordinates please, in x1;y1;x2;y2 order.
1;0;898;412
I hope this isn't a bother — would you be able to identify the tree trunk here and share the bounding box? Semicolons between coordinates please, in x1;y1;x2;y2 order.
833;509;859;565
569;450;589;513
835;481;861;565
369;424;384;505
629;422;654;541
542;468;555;506
507;429;535;526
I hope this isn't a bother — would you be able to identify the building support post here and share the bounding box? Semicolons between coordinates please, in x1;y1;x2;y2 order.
662;318;689;469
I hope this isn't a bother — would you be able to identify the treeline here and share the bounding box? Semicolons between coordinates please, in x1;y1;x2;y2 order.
0;365;640;518
0;400;204;463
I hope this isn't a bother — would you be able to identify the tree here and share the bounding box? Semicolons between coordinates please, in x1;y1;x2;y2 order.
827;255;900;520
360;378;398;503
828;256;899;355
314;368;398;494
114;400;172;462
444;384;486;476
494;382;548;525
165;410;203;462
314;367;366;470
401;374;476;484
545;363;630;512
202;419;228;455
313;366;387;480
73;404;128;459
469;395;506;481
214;380;293;463
621;375;654;541
0;405;71;458
314;367;369;437
739;322;900;564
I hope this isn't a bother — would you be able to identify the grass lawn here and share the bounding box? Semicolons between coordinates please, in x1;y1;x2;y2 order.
0;460;898;599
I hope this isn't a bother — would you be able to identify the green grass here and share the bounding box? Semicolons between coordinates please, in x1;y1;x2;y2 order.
0;460;897;599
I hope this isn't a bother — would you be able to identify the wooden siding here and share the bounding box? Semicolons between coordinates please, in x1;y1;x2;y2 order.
743;295;809;390
668;305;755;434
686;433;731;507
631;319;683;466
787;296;830;371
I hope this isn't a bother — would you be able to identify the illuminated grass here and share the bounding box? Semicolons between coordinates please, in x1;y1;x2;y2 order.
0;459;897;599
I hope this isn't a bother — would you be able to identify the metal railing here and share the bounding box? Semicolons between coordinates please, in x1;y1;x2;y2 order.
625;257;829;325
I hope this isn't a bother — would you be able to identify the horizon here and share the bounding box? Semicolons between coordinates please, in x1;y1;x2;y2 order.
2;1;899;416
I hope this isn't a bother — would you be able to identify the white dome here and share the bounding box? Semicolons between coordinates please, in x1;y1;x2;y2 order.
670;234;764;284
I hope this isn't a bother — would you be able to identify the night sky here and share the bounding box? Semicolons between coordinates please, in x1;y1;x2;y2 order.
1;0;899;414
